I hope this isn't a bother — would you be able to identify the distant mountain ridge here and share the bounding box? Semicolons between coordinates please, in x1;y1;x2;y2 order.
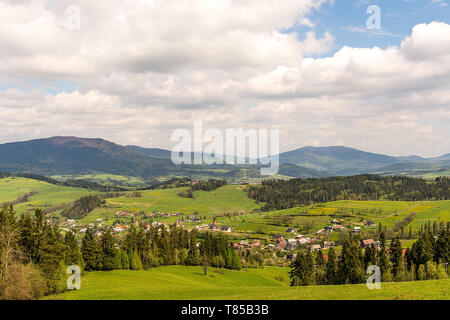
0;137;448;180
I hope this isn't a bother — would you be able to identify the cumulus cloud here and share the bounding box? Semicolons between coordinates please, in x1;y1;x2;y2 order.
0;1;449;157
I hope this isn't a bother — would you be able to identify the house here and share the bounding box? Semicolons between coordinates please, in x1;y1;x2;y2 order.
310;244;321;251
323;241;335;249
366;220;375;226
286;228;297;234
239;240;250;247
251;240;262;248
361;239;375;248
233;243;241;250
221;226;232;233
209;224;219;231
298;237;310;245
286;253;297;261
332;224;345;231
353;227;361;233
267;244;275;249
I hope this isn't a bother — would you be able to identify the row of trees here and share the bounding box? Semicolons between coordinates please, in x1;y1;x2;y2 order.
80;226;242;272
247;175;450;211
290;230;449;286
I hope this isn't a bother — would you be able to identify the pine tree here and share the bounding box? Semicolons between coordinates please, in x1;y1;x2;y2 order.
389;237;403;276
289;250;314;286
118;250;130;269
64;231;82;266
185;245;200;266
129;249;143;270
337;240;365;284
100;229;118;271
325;247;338;285
377;232;390;279
81;228;101;271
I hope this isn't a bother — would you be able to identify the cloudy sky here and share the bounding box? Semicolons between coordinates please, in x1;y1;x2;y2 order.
0;0;449;157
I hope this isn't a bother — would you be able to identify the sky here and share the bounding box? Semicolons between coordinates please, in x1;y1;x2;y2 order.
0;0;449;157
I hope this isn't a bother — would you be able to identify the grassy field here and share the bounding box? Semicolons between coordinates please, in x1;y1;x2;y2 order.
217;200;450;239
52;173;146;186
81;185;261;224
0;177;97;214
45;266;449;300
1;177;448;240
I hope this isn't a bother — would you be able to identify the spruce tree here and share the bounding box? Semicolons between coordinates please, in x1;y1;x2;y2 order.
100;229;118;271
81;228;101;271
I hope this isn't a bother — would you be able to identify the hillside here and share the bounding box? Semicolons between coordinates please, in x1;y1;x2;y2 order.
45;266;449;300
278;146;450;176
0;136;180;178
1;137;449;181
279;146;398;175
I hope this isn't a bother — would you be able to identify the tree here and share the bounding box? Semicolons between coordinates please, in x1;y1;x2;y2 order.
185;246;200;266
389;237;403;276
338;240;365;284
325;247;338;285
81;229;101;271
377;232;390;279
289;250;315;286
64;231;82;266
100;229;118;271
118;250;130;269
202;255;209;276
129;249;143;270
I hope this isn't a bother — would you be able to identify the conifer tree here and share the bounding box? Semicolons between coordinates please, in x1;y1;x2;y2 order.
81;228;101;271
100;229;118;271
325;247;338;285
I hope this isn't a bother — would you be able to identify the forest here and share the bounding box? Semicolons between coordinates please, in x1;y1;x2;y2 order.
247;175;450;211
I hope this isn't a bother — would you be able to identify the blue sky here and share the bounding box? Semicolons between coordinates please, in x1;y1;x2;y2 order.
296;0;450;57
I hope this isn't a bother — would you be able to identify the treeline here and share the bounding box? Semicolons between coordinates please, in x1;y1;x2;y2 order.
10;190;38;205
178;179;227;198
0;205;78;299
0;172;127;192
0;205;244;299
61;193;123;219
81;227;242;272
247;175;450;211
290;230;449;287
191;179;227;192
142;178;192;190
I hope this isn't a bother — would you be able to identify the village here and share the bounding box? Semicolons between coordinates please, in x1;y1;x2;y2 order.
58;209;382;260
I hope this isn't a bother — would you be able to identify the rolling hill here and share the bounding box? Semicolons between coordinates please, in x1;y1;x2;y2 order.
0;136;178;178
278;146;450;176
0;137;449;180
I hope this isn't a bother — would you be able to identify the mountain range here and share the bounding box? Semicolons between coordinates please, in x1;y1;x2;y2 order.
0;136;448;182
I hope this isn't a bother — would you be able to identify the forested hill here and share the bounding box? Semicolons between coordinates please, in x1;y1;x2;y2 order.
0;136;179;177
247;175;450;211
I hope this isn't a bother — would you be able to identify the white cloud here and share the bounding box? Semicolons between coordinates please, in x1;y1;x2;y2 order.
0;1;449;157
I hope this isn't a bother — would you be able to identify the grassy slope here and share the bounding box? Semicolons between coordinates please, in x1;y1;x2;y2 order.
0;177;97;214
46;266;449;300
218;200;450;239
82;185;261;224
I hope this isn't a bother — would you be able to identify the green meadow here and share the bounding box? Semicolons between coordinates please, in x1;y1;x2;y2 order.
45;266;449;300
81;185;261;224
0;177;97;214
